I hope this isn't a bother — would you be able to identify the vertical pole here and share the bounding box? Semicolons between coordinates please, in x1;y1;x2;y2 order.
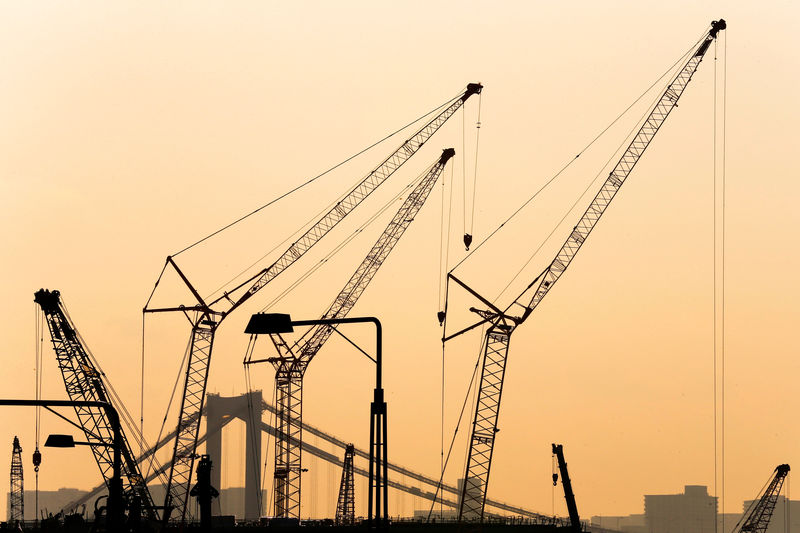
368;406;375;526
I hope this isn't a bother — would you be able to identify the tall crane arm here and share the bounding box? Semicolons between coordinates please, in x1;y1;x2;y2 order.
516;21;725;323
297;148;456;360
739;465;791;533
34;289;159;521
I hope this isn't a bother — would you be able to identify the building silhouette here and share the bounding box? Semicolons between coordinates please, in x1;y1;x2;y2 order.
645;485;717;533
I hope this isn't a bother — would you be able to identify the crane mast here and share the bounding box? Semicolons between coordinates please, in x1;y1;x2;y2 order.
246;148;455;519
10;436;24;526
33;289;159;521
452;21;725;522
152;85;480;522
738;465;791;533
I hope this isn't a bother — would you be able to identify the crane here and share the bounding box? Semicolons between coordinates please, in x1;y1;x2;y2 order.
442;20;726;522
145;84;480;522
244;148;456;518
33;289;160;521
10;436;24;526
552;444;580;532
336;444;356;525
735;465;791;533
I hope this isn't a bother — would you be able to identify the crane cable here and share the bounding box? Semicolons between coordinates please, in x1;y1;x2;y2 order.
447;29;708;280
713;30;728;533
33;303;43;523
169;89;465;259
468;92;483;248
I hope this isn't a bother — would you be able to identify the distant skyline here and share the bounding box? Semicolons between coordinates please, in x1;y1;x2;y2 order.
2;0;799;524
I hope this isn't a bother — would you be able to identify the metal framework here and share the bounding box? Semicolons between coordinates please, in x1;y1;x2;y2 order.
336;444;356;525
739;465;791;533
246;148;455;518
34;289;159;520
10;436;24;525
448;21;726;522
146;84;480;522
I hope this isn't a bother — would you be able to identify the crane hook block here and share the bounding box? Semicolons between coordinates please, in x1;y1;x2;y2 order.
437;311;446;326
464;234;473;250
553;473;558;486
32;447;41;472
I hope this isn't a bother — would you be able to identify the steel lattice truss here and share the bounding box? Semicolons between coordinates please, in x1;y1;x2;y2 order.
455;21;725;522
336;444;356;525
10;436;24;524
740;465;791;533
165;325;213;521
158;85;480;522
263;149;455;518
459;328;512;521
34;289;159;521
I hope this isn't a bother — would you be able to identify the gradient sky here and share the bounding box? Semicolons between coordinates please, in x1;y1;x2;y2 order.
1;0;799;522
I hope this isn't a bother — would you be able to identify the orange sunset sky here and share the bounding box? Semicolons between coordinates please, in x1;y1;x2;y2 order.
1;0;799;523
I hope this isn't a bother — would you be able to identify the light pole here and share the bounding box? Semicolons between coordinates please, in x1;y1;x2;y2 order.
0;399;123;531
244;313;388;528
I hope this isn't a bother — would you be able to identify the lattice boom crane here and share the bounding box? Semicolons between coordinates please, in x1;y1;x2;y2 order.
445;20;725;522
147;84;480;522
245;148;456;519
737;465;791;533
10;436;24;525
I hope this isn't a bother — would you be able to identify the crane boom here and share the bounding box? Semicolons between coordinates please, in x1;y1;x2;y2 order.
738;465;791;533
552;444;581;532
10;436;23;525
33;289;159;521
156;84;481;523
248;148;455;518
454;21;725;522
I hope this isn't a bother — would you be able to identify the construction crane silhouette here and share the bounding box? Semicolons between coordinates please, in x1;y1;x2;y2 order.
552;444;581;532
442;20;726;522
734;465;791;533
243;148;456;519
34;289;162;521
144;84;481;522
336;444;356;525
10;436;24;526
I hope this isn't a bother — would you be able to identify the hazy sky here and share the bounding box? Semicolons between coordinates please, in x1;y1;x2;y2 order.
1;0;799;522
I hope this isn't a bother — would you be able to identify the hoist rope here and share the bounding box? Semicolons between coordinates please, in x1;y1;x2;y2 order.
462;105;467;238
426;326;486;522
141;314;146;458
438;163;455;310
448;31;706;277
713;36;719;533
469;92;483;236
170;92;462;259
243;359;263;517
146;333;193;482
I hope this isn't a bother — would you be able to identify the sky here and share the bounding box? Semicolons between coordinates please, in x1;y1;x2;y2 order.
1;0;799;523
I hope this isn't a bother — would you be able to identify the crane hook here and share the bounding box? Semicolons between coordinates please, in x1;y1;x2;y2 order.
32;447;41;472
437;311;446;326
463;234;473;250
552;473;558;486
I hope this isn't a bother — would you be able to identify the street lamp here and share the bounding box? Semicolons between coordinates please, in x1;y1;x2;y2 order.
0;400;123;531
244;313;388;528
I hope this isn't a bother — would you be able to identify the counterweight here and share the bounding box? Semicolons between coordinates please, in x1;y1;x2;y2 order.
450;21;726;522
